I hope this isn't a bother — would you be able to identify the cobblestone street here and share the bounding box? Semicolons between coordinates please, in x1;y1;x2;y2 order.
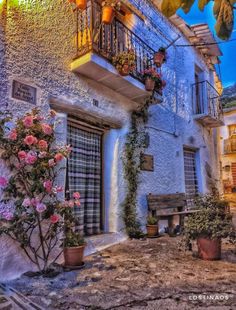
2;236;236;309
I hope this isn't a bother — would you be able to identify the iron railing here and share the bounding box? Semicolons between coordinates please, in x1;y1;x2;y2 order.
75;0;155;83
192;80;223;121
224;138;236;154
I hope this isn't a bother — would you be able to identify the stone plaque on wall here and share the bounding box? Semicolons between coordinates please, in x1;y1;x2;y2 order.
12;80;37;105
140;154;154;171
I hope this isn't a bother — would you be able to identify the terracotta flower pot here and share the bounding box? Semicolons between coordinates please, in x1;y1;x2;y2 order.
119;64;130;76
197;238;221;260
146;225;158;237
154;51;165;67
102;6;114;25
76;0;87;10
145;78;155;91
63;244;85;266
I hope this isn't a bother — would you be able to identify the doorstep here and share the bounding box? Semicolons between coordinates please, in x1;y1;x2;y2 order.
84;232;127;256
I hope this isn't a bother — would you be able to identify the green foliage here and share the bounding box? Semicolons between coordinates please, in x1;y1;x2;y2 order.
122;101;150;239
147;215;158;225
183;195;235;246
112;50;136;73
64;231;85;247
161;0;235;40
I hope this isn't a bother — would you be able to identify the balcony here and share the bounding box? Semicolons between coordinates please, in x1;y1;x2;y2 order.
71;0;161;103
192;80;224;127
224;138;236;155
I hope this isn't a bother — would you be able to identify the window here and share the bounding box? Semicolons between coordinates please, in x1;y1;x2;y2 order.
184;148;199;205
228;124;236;137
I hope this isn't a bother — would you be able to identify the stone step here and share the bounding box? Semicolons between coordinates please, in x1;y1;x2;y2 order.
0;284;43;310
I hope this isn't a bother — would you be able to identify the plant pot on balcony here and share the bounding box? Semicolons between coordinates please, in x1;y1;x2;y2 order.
64;244;86;267
197;237;221;260
118;64;131;76
154;48;166;67
145;78;155;91
102;6;114;25
76;0;87;10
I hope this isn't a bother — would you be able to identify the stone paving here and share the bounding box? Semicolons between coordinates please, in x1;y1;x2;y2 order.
2;236;236;310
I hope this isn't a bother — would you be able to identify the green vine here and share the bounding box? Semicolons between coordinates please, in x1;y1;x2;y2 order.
122;100;150;238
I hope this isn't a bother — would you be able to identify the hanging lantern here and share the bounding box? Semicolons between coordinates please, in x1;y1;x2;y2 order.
102;6;114;25
76;0;87;10
154;47;166;67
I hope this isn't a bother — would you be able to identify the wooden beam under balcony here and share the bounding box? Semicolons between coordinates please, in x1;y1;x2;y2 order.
71;52;157;104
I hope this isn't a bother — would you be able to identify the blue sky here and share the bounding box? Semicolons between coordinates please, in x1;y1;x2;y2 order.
178;2;236;88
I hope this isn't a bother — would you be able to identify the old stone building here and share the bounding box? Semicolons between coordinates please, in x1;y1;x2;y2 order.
219;106;236;215
0;0;223;280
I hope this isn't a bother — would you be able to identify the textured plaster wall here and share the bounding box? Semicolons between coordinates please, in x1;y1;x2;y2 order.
0;0;220;279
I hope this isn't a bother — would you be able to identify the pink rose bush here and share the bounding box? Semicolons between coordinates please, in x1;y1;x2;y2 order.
0;108;80;273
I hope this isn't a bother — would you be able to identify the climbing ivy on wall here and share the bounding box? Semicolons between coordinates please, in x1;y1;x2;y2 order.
122;101;149;238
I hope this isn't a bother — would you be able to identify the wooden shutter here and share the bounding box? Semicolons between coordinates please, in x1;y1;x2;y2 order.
232;163;236;186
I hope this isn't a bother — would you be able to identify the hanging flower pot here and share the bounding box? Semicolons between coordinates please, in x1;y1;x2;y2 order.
119;63;130;76
76;0;87;10
145;77;155;91
154;47;167;67
102;6;114;25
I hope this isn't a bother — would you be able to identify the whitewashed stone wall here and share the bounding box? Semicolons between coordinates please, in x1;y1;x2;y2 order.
0;0;220;279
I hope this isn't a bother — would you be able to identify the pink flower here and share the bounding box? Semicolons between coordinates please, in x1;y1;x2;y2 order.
24;135;38;146
56;186;63;192
48;159;55;167
41;123;53;135
36;115;44;121
36;203;47;213
31;197;40;206
9;129;17;141
0;177;8;188
73;192;80;199
74;200;81;206
54;153;64;162
25;152;37;165
50;214;60;224
23;115;34;128
38;140;48;150
3;211;14;221
68;200;75;208
43;180;53;193
38;151;47;159
22;198;31;207
18;150;27;161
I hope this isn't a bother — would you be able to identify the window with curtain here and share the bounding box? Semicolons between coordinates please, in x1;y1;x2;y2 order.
67;121;103;236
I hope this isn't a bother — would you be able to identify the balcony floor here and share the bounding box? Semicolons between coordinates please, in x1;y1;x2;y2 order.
71;52;162;104
193;114;224;128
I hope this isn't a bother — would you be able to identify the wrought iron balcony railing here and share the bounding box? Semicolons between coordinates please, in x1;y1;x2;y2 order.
75;0;155;83
224;138;236;154
192;80;223;127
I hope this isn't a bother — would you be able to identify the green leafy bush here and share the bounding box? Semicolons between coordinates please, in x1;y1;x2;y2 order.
183;195;235;245
147;215;158;225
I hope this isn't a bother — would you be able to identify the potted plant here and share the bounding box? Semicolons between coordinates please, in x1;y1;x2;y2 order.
154;47;167;67
183;195;235;260
62;192;86;267
112;49;136;76
143;67;163;92
102;0;121;25
63;231;86;267
146;215;159;237
76;0;87;10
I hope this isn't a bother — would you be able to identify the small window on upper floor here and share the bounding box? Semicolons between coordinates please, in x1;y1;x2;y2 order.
228;124;236;137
